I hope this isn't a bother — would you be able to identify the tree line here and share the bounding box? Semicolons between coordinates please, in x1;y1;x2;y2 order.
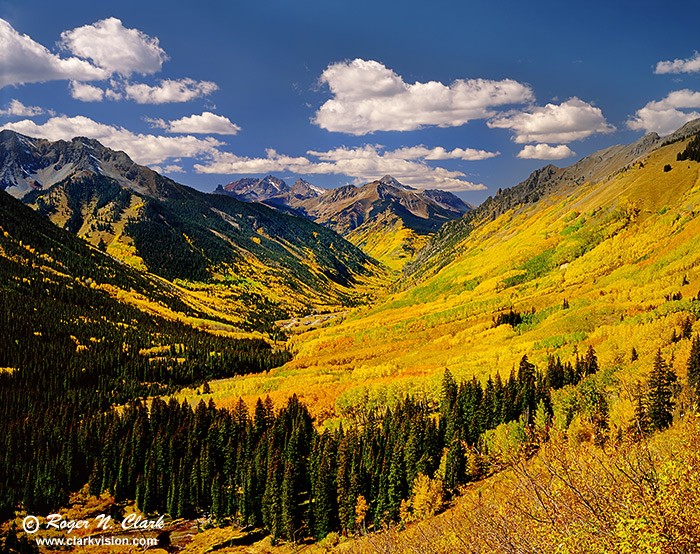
17;347;597;544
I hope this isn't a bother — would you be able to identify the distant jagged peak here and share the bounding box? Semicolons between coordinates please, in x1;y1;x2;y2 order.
258;174;287;192
222;177;259;192
0;129;38;149
377;175;416;190
290;178;324;197
419;189;472;213
0;129;165;198
219;175;290;202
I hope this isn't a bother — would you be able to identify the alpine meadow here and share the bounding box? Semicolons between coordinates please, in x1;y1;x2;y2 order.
2;3;700;553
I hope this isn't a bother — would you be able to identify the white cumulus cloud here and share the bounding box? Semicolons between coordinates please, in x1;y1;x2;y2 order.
0;18;214;108
0;115;224;166
147;111;241;134
517;144;575;160
655;52;700;75
196;144;487;191
627;90;700;136
392;145;499;161
124;78;219;104
0;99;48;117
59;17;168;77
313;58;534;135
69;80;105;102
0;18;108;88
488;98;615;144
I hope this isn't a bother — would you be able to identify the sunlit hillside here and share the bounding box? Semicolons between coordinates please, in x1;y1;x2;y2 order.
0;131;391;328
345;212;430;272
187;134;700;424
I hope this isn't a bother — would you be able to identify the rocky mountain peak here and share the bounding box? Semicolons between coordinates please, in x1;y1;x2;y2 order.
290;178;324;198
378;175;415;190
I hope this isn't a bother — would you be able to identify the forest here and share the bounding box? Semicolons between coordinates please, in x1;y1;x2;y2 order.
4;283;692;547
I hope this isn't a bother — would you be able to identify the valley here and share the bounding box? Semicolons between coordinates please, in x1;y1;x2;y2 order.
217;173;470;271
3;122;700;553
186;125;700;428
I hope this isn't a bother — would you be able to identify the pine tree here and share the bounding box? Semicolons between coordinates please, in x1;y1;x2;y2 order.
681;317;693;340
687;334;700;403
440;369;457;417
311;434;338;540
546;356;564;390
518;355;536;423
384;443;405;523
647;350;677;431
335;432;354;535
584;345;599;376
444;439;465;492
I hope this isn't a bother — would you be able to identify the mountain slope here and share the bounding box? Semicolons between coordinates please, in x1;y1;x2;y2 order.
217;174;471;270
406;131;666;279
195;125;700;421
0;185;300;519
0;131;388;325
0;185;277;335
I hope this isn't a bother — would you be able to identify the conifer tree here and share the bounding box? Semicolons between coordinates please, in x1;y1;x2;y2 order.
311;434;338;540
444;439;465;492
518;355;536;422
681;317;693;340
440;369;457;417
584;345;598;376
687;334;700;402
546;356;564;390
647;350;677;431
335;433;354;535
384;444;405;523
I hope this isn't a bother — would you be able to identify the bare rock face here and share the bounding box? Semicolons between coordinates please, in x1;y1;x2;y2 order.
0;129;173;200
216;173;470;236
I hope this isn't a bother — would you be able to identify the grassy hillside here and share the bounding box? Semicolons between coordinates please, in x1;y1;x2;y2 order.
188;135;700;424
345;212;430;272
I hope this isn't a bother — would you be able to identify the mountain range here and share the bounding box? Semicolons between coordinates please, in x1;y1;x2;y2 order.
216;174;471;270
0;129;387;328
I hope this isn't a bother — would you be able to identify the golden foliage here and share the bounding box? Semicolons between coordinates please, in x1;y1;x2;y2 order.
403;474;445;523
346;415;700;554
213;136;700;428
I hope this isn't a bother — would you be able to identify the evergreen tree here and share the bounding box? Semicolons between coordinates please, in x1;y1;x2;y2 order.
546;356;564;390
444;439;465;492
518;355;536;423
311;433;338;540
440;369;458;417
647;350;677;431
584;346;599;376
681;317;693;340
335;432;354;535
384;444;405;523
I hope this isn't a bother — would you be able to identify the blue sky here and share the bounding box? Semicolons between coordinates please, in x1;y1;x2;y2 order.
1;0;699;204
